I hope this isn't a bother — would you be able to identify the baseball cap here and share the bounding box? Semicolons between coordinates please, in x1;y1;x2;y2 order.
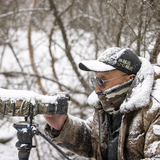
79;47;141;75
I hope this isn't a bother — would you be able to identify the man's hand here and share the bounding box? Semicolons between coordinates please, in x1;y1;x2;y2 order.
43;114;68;130
43;94;68;130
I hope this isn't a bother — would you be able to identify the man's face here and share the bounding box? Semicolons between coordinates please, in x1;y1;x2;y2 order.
94;70;134;93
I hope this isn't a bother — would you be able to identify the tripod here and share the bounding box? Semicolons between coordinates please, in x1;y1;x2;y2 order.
13;103;71;160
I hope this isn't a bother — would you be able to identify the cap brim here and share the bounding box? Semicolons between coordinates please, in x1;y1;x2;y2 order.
79;60;116;72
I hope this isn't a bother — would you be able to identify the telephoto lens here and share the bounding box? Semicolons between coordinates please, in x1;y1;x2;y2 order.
0;88;70;119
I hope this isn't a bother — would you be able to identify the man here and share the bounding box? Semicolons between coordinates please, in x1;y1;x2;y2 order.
44;47;160;160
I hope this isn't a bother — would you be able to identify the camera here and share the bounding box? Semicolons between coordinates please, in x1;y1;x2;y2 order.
0;91;70;118
47;93;70;115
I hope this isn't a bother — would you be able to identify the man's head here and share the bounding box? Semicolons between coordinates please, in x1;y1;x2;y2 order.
79;47;141;92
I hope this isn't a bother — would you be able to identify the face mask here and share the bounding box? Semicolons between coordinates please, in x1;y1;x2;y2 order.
98;79;133;116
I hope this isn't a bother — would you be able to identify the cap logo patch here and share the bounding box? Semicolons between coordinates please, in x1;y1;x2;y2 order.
118;58;133;71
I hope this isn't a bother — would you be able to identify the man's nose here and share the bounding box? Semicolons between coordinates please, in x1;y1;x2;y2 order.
95;84;102;93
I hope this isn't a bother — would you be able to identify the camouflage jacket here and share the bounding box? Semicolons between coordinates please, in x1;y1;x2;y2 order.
45;57;160;160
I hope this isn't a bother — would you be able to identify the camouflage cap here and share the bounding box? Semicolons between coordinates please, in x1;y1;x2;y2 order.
79;47;141;75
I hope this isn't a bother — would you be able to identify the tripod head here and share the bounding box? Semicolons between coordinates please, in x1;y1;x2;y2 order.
13;121;37;160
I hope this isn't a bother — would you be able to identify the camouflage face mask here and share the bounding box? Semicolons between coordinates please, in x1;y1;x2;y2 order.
98;79;133;116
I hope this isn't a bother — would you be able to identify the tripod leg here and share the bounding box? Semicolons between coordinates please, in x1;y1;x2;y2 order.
37;130;72;160
18;150;30;160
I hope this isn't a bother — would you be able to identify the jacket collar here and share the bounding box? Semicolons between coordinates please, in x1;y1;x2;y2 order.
120;57;154;113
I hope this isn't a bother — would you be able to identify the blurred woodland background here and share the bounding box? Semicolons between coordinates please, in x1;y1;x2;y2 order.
0;0;160;159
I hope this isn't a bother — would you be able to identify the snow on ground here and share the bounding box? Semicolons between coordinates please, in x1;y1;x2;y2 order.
0;119;18;160
0;136;18;160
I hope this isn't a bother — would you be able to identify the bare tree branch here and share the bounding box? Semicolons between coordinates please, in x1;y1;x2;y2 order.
0;45;6;71
116;0;128;47
49;28;64;92
57;0;75;20
150;32;160;63
7;42;23;71
28;0;46;95
107;1;137;37
49;0;90;91
136;0;144;56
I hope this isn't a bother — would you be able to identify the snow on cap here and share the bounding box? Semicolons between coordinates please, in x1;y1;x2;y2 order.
79;47;141;75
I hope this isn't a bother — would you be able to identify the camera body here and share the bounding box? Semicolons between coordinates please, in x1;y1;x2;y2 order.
47;93;70;115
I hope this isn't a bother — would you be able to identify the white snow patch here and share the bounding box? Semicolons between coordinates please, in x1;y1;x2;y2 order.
97;47;125;65
0;88;62;104
153;125;160;136
0;123;16;143
145;141;160;155
146;98;160;115
87;91;100;108
79;60;115;72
